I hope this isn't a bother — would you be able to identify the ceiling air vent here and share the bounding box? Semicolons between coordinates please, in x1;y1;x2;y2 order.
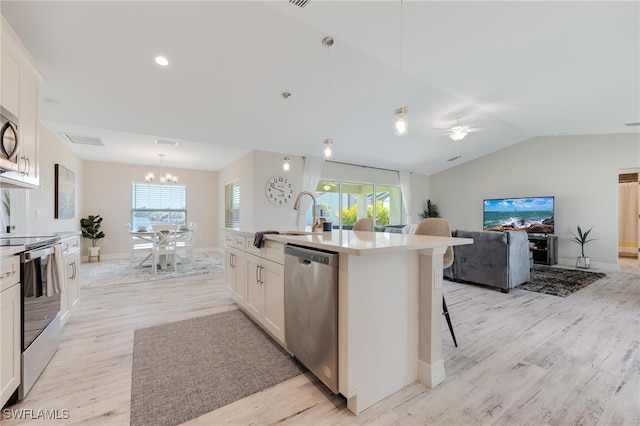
63;134;104;146
155;139;178;147
289;0;311;8
624;122;640;127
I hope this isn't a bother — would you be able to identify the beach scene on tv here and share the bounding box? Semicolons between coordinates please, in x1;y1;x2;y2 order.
483;197;554;234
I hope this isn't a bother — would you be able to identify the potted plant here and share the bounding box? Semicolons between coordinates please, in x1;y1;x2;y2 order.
569;225;595;269
420;199;441;219
80;214;106;261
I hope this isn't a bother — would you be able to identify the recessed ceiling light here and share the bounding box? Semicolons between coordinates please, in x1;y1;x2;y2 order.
155;56;169;66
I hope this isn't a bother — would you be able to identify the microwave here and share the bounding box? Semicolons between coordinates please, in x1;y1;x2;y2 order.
0;106;19;172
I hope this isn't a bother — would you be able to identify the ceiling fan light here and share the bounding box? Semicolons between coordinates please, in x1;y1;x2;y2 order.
394;107;408;136
448;126;468;141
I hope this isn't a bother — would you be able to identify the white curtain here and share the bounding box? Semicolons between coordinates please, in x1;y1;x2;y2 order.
398;170;412;224
297;157;325;229
618;181;638;255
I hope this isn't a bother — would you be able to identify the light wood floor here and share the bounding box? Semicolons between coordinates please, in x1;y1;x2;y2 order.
3;260;639;425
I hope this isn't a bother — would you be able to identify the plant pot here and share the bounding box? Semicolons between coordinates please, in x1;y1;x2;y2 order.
88;246;101;262
575;256;590;269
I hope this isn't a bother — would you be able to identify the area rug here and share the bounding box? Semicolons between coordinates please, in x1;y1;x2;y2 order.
130;310;306;426
79;253;224;288
519;265;606;297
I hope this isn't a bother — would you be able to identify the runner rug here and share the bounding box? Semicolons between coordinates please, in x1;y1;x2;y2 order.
130;310;305;426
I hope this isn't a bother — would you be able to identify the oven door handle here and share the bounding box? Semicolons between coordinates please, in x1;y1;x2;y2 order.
24;246;56;260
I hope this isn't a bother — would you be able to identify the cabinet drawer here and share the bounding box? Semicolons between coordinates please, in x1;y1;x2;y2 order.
224;233;234;247
233;234;245;248
262;240;284;265
245;237;262;257
0;256;20;291
61;236;80;256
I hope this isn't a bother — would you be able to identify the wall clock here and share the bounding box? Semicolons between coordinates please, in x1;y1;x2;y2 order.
265;175;294;206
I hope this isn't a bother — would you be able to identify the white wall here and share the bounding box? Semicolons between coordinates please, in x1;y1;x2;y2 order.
28;124;84;235
429;133;640;269
83;160;217;258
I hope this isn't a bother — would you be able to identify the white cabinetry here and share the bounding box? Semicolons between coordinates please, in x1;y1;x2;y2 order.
225;247;246;305
60;235;81;327
0;255;20;407
0;17;43;188
1;53;20;115
224;231;286;345
245;254;285;343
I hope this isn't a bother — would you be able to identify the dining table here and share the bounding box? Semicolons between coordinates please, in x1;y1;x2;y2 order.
129;228;193;269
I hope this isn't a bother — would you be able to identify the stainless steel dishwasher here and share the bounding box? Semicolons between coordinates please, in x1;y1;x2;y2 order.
284;244;339;393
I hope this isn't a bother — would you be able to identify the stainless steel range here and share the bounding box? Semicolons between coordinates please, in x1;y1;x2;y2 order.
1;235;62;400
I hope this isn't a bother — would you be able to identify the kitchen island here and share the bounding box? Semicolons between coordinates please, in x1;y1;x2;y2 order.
223;228;473;415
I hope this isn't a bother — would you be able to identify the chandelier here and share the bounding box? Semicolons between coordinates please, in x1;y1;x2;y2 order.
145;153;178;184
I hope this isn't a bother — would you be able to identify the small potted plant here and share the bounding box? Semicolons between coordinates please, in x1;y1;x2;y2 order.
569;225;595;269
420;199;441;219
80;214;106;261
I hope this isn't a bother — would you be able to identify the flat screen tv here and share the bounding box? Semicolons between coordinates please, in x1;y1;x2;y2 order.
483;196;554;234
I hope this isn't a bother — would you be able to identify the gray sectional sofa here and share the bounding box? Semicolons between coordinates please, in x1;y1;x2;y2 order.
443;229;531;293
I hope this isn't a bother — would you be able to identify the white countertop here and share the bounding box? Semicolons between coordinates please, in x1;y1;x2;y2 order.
224;228;473;256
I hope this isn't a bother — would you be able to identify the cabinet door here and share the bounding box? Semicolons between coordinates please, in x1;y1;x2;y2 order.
69;253;80;309
225;249;235;293
245;254;264;319
233;250;246;304
262;259;285;344
60;258;71;326
1;283;21;407
18;68;39;185
0;51;20;116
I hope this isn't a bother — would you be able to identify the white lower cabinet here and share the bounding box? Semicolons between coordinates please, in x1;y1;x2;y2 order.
224;231;285;345
1;256;21;407
245;254;285;344
60;236;80;327
225;247;246;305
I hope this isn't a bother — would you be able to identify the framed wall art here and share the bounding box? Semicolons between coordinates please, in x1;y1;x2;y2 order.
55;163;75;219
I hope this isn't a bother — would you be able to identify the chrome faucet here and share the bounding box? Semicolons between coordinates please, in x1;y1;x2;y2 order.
293;191;322;232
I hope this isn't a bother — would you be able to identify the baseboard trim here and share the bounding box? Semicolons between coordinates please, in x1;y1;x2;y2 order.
417;359;445;388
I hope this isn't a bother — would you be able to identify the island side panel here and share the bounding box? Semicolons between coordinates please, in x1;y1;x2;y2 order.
418;246;446;387
338;250;419;415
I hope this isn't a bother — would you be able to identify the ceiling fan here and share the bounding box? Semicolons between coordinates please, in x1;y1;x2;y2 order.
431;116;480;141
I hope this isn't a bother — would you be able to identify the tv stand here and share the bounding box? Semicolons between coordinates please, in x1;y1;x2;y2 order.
528;234;558;265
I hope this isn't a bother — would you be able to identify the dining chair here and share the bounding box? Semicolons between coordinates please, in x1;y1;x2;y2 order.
353;217;374;231
126;223;154;267
415;218;458;347
150;223;179;273
176;223;197;263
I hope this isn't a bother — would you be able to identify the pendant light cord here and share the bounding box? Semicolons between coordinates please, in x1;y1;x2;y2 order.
400;0;404;92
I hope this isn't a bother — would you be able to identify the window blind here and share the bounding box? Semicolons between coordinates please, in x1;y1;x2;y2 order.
131;183;186;209
225;180;240;228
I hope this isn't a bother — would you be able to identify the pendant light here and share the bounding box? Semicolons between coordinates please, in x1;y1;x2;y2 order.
394;0;408;136
322;36;334;158
282;91;292;171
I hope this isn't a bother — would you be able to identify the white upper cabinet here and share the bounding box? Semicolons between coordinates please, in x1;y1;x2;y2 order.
0;17;44;188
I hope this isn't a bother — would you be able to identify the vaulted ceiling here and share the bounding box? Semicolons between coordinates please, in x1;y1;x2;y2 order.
2;1;638;174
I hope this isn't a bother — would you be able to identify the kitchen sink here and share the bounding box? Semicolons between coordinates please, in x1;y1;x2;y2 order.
279;230;322;236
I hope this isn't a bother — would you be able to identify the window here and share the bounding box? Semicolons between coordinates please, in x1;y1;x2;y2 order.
310;180;403;229
131;183;187;228
225;180;240;228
